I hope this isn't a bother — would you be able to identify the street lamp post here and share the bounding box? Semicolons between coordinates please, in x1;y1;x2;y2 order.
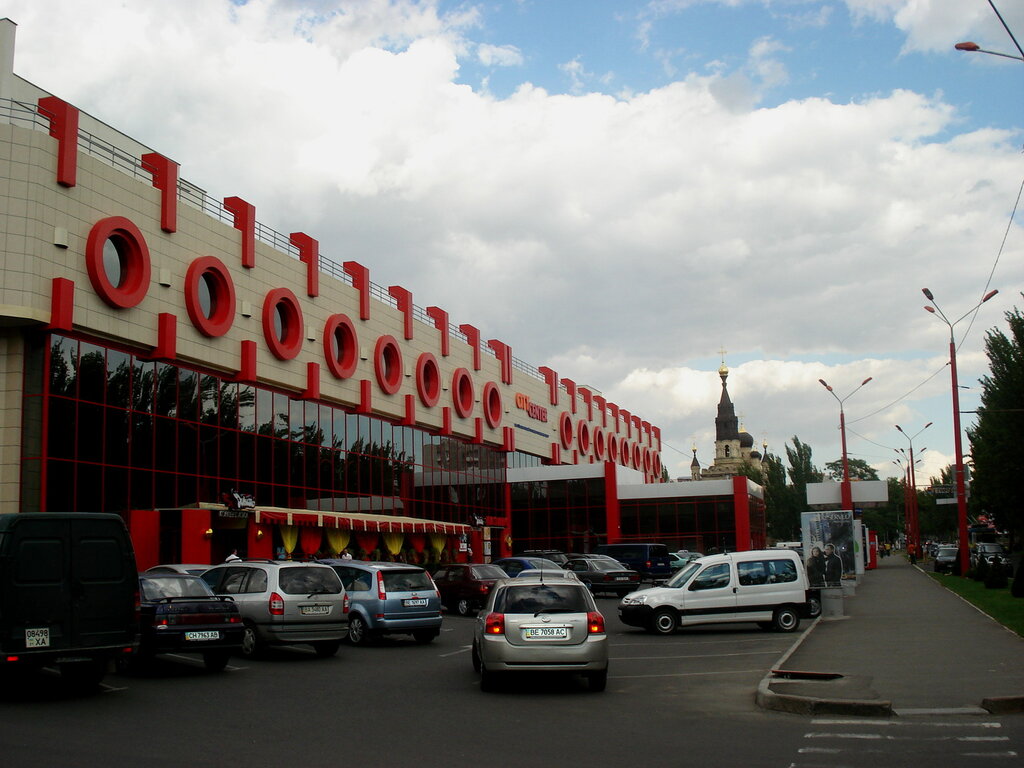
818;376;873;511
955;0;1024;62
894;426;931;557
923;287;999;575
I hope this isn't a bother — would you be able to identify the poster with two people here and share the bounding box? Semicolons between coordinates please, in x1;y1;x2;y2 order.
801;510;855;588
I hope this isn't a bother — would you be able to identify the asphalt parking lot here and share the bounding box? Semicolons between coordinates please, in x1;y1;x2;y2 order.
0;594;813;767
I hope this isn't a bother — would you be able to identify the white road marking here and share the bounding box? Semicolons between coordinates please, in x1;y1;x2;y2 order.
612;668;765;679
613;650;780;661
812;719;1002;728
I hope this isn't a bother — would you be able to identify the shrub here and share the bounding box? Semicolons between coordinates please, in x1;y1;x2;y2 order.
1013;561;1024;599
973;556;990;582
985;569;1009;589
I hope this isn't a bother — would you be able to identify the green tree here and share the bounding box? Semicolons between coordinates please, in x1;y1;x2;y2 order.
762;451;799;541
785;435;822;506
967;304;1024;545
823;457;879;482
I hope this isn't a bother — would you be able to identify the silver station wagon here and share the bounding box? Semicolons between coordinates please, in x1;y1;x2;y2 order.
472;574;609;692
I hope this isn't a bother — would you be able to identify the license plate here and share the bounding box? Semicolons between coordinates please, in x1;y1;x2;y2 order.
523;626;568;640
185;631;220;641
614;576;629;581
301;605;331;615
403;598;428;607
25;628;50;648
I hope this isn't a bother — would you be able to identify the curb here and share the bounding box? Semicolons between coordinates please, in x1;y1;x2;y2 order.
982;696;1024;715
755;616;894;718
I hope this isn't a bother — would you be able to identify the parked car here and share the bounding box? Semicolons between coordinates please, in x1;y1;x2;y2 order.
669;551;702;570
472;574;609;692
933;546;959;574
144;564;212;576
0;512;138;691
595;543;673;581
618;549;813;635
566;553;628;568
564;558;641;596
319;560;442;645
130;573;243;671
492;556;563;577
433;563;508;616
200;560;348;658
516;550;569;567
972;543;1013;574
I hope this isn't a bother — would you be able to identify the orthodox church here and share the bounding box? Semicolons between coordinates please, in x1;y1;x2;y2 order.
690;361;764;481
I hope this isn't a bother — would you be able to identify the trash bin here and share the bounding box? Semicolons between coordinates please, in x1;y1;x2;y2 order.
821;587;844;618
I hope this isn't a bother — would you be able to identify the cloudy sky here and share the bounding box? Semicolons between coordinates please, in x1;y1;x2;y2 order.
6;0;1023;484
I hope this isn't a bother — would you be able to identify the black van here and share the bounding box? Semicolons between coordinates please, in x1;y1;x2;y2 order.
0;512;139;690
595;543;673;581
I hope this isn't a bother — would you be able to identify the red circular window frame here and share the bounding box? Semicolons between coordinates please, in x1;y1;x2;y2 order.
577;421;591;455
482;382;502;429
184;256;235;337
643;448;652;473
559;412;574;450
262;287;303;360
620;441;631;466
415;353;441;407
323;314;359;379
451;368;475;418
374;335;403;395
632;443;642;469
607;435;619;462
85;216;151;309
593;427;607;460
653;453;663;477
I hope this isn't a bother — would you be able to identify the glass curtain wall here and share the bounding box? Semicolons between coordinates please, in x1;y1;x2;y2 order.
21;333;508;525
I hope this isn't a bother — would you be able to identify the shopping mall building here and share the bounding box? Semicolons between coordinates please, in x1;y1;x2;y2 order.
0;19;764;569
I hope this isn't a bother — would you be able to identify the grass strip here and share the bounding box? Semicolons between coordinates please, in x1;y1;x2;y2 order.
928;572;1024;638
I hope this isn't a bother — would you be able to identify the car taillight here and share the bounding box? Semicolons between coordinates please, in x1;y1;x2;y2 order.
587;611;605;634
133;588;141;619
484;612;505;635
343;593;350;614
645;560;652;569
376;570;387;601
479;583;490;593
269;592;285;616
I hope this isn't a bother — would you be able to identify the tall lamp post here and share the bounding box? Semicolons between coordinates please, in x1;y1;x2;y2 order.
818;376;873;511
894;434;929;557
923;287;999;575
955;1;1024;63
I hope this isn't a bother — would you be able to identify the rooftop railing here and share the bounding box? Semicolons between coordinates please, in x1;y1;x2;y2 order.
1;97;554;383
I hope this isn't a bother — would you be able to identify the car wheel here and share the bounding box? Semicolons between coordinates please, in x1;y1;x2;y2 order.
413;630;438;644
348;614;370;646
203;650;231;672
773;606;800;633
807;594;822;619
240;623;264;658
648;607;678;635
457;598;472;616
312;640;341;658
479;663;500;692
587;669;608;693
471;643;481;673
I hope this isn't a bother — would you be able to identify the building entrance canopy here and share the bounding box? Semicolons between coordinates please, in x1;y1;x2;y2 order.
183;502;469;535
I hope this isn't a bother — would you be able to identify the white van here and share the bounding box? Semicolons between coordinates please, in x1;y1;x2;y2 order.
617;549;815;635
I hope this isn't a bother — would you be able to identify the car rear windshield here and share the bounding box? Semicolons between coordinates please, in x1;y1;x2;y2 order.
496;584;590;614
279;567;343;595
141;576;214;600
382;569;434;591
471;565;507;580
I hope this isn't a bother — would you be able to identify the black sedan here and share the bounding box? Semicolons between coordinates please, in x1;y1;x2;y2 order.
933;546;959;574
564;558;641;596
129;573;244;672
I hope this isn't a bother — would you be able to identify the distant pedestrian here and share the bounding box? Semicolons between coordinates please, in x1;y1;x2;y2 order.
341;548;353;560
225;548;241;562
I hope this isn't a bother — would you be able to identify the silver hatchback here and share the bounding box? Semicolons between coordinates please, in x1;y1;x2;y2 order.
200;560;349;658
472;575;609;692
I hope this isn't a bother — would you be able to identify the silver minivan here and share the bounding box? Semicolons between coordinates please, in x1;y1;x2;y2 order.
201;560;349;657
618;549;813;635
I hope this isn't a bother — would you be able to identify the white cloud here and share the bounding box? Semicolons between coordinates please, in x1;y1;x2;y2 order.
477;43;524;67
5;0;1022;485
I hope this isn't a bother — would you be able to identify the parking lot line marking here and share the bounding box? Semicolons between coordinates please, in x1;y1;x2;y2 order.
612;650;780;661
440;645;472;658
612;668;765;679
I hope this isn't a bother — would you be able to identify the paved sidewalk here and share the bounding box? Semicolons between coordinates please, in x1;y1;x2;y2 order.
757;554;1024;716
